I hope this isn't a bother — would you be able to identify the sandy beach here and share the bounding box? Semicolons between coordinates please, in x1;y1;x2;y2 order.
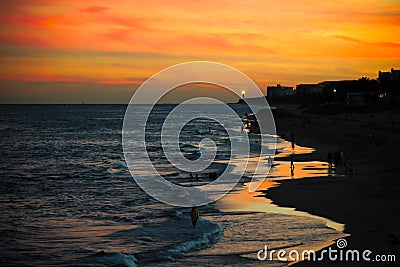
266;105;400;265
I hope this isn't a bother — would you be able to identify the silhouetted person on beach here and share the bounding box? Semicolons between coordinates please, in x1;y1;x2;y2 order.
190;207;199;228
348;162;354;176
339;151;344;167
268;156;273;166
344;157;353;176
327;152;333;169
290;132;295;149
333;151;343;167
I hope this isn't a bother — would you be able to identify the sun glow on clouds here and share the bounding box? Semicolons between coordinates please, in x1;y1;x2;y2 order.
0;0;399;103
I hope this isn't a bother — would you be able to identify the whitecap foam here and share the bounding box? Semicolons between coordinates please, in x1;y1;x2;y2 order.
90;251;137;267
167;218;223;254
110;208;224;263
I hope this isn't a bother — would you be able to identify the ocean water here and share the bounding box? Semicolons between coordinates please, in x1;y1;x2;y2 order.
0;104;345;266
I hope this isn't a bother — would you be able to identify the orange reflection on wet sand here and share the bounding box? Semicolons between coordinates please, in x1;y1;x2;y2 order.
270;160;333;180
217;141;344;232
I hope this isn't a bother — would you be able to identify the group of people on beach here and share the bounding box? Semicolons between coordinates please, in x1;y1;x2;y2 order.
327;151;353;176
189;172;219;180
188;132;360;228
369;130;388;148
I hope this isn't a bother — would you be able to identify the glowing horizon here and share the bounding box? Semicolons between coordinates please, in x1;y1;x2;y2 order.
0;0;399;103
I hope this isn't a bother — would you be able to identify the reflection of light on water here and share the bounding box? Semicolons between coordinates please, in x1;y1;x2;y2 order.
217;179;345;232
27;218;141;253
217;140;346;232
269;160;334;180
276;144;315;158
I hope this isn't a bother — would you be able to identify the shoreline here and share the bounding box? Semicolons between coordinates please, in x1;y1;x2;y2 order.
266;105;400;265
178;137;348;266
146;135;347;266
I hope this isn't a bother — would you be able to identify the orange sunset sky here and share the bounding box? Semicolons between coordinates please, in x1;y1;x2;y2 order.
0;0;399;103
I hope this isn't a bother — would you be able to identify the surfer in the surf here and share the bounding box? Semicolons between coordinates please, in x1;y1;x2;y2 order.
190;207;199;228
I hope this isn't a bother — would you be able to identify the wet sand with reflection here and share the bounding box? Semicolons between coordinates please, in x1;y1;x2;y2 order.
217;140;345;232
149;138;347;267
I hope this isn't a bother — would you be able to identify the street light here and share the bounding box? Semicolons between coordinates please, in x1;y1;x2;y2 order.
242;90;246;99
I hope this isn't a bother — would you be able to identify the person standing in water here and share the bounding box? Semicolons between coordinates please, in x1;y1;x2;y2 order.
190;207;199;228
268;156;273;166
290;132;295;149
